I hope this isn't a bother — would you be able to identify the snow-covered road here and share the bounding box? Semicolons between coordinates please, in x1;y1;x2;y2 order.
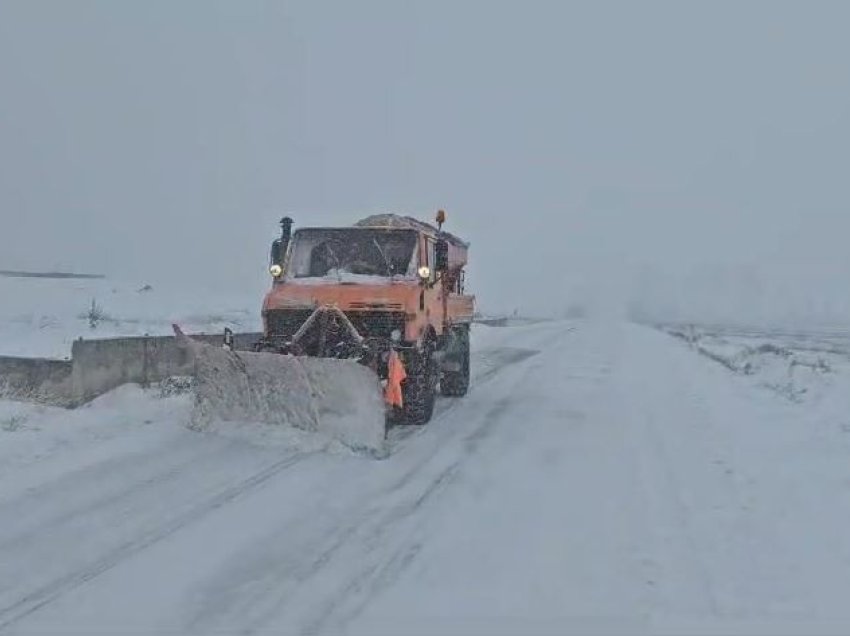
3;320;850;634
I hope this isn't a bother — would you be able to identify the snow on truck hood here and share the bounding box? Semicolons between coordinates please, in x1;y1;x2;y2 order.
284;272;416;285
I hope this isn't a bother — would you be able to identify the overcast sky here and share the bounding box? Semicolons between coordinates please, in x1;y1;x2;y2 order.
1;1;849;324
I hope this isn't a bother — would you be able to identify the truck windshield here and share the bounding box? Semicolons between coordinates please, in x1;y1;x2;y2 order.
287;228;417;280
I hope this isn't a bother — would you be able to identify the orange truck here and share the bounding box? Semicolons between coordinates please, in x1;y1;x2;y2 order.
257;211;475;425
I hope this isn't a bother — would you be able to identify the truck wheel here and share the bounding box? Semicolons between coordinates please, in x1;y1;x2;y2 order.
402;350;437;425
440;326;470;397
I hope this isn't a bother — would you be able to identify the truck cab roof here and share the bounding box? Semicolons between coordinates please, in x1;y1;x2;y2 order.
353;214;469;249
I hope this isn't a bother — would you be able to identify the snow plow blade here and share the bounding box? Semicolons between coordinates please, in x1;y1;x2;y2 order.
173;326;387;454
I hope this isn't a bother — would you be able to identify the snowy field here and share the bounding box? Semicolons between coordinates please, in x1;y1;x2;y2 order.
4;283;850;633
0;275;262;358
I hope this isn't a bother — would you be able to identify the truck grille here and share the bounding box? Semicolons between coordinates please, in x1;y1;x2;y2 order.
346;311;406;339
264;309;313;339
265;309;405;340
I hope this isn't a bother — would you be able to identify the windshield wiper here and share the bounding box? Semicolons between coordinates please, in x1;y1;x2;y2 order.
324;242;343;282
372;238;394;277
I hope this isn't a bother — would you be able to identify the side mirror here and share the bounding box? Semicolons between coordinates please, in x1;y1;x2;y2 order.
270;239;282;266
435;239;449;272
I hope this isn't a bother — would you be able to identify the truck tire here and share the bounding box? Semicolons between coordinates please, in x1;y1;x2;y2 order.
440;326;470;397
402;349;437;425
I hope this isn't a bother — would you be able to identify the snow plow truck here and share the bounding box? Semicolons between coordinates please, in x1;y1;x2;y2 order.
175;211;474;452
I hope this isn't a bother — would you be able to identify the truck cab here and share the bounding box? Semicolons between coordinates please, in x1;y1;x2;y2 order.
259;212;475;424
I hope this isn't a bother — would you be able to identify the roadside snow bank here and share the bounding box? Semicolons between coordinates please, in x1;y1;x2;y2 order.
0;386;194;499
662;324;848;403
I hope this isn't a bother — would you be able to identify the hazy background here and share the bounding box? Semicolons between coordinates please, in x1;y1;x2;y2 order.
1;0;849;325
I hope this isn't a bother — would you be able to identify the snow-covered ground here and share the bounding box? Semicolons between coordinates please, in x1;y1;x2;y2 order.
662;323;850;405
0;276;261;358
5;288;850;633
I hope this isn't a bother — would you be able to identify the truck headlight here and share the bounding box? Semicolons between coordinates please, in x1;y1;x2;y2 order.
418;266;431;280
269;264;283;278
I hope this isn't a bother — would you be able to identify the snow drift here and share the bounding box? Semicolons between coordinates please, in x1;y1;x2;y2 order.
175;327;388;455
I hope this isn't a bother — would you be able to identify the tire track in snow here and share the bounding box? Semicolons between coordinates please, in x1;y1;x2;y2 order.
647;331;811;615
301;331;579;634
0;451;311;632
301;393;534;635
184;327;576;635
635;408;722;616
384;345;546;450
607;329;722;616
0;441;178;507
0;437;230;553
383;322;573;454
